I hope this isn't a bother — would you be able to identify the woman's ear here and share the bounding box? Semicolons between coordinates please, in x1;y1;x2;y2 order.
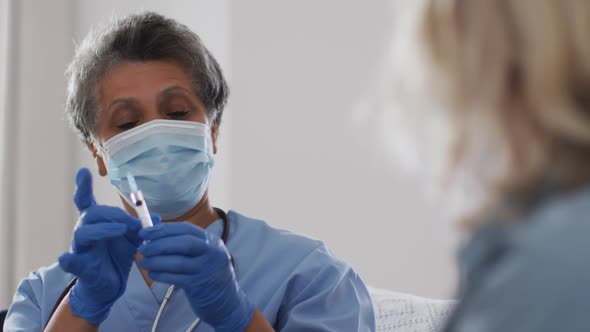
88;143;108;176
211;123;219;154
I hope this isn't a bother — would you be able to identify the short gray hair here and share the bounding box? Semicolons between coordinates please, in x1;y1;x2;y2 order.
65;11;229;145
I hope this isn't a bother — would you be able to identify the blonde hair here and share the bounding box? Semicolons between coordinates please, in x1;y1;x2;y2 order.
419;0;590;223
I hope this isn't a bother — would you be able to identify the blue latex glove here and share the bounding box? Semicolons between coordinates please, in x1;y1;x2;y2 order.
58;168;152;324
138;221;255;332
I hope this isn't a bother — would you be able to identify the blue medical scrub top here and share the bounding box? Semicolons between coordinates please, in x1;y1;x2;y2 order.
444;185;590;332
6;210;375;331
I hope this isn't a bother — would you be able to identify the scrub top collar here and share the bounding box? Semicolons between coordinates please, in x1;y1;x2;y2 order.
206;216;225;240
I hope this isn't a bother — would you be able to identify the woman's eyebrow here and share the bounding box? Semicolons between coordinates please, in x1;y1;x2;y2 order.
106;98;140;114
157;85;193;103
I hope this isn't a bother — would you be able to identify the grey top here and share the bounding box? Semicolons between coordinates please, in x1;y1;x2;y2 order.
445;185;590;331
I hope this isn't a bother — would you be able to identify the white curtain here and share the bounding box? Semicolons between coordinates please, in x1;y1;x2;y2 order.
0;0;17;308
0;0;79;307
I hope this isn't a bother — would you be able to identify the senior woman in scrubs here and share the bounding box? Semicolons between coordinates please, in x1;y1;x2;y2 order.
5;12;375;332
385;0;590;331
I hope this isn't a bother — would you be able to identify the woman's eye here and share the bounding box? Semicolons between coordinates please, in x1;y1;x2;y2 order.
167;110;189;119
117;121;139;130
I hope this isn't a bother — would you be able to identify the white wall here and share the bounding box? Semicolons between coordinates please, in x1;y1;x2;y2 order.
0;0;15;305
229;0;456;298
5;0;76;308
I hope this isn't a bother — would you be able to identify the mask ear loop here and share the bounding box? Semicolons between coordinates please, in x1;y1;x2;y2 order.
92;138;110;168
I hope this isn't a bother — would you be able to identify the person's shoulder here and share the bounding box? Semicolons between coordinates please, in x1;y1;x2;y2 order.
498;186;590;291
451;188;590;331
18;262;71;289
15;262;73;300
228;210;324;250
7;262;73;326
515;186;590;268
227;211;373;329
227;210;346;268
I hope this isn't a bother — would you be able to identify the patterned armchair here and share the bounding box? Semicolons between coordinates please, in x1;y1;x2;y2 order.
370;287;455;332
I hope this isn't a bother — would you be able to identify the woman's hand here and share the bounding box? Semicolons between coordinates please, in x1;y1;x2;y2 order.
138;222;255;332
57;168;146;325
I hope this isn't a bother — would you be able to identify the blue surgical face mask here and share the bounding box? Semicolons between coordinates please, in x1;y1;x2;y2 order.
102;119;215;220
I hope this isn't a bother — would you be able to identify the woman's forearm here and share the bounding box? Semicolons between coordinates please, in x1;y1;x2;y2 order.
244;309;275;332
44;291;98;332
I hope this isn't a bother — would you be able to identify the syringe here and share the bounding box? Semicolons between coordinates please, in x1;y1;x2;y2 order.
126;173;154;228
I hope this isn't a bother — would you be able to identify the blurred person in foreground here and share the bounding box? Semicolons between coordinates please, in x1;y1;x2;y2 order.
380;0;590;331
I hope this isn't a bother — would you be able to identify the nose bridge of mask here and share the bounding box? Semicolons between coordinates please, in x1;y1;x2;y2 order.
104;119;212;157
